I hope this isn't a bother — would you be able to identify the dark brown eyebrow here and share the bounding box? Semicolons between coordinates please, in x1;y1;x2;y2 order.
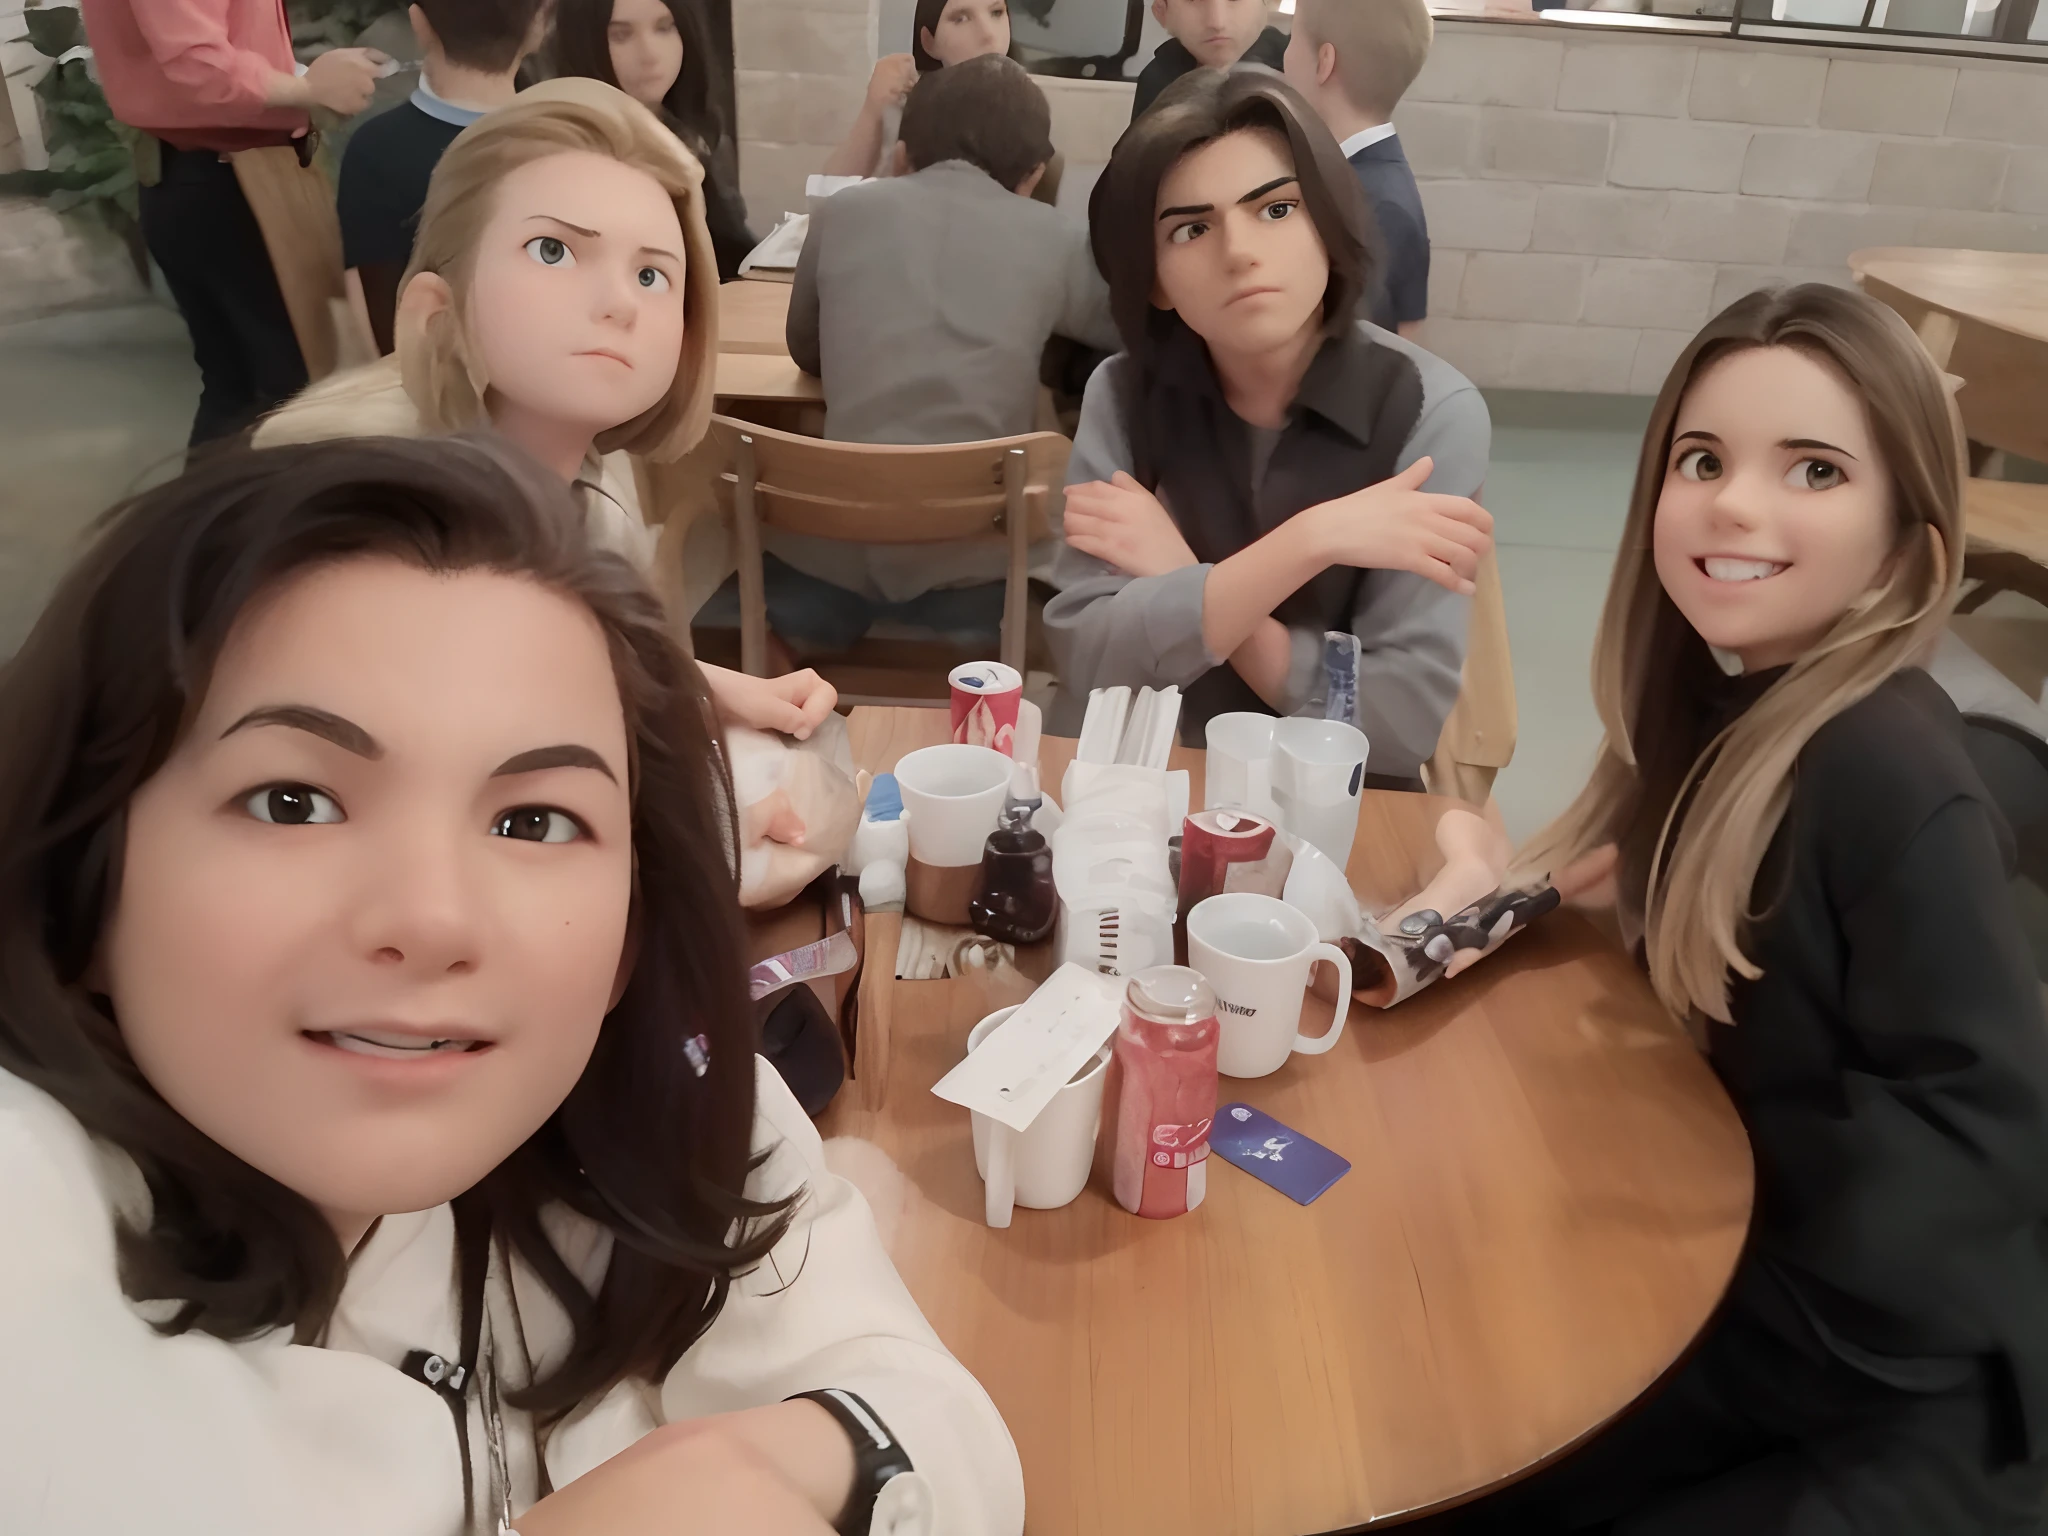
1158;175;1301;222
1672;430;1722;446
1783;437;1856;460
1238;174;1298;204
526;214;601;238
492;744;619;784
222;705;382;759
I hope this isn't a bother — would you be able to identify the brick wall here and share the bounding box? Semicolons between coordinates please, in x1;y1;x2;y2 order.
1401;19;2048;392
734;0;878;231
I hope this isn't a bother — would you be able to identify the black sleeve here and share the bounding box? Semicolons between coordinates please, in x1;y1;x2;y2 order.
1130;57;1170;121
1376;199;1430;325
1773;795;2048;1320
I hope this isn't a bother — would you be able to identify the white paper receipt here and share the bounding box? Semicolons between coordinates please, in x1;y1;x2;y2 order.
931;964;1124;1134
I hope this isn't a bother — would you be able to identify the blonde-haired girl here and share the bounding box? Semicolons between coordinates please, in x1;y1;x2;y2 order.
1429;284;2048;1532
259;77;833;741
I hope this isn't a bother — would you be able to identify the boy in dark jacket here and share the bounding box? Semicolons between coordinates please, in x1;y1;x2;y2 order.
1130;0;1286;119
1284;0;1433;336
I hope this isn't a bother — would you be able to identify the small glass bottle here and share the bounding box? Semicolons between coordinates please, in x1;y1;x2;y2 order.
1106;965;1219;1219
968;766;1056;945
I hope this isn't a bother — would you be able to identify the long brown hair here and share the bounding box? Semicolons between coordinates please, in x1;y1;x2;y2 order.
0;435;788;1419
1087;66;1374;380
1519;284;1964;1023
550;0;728;151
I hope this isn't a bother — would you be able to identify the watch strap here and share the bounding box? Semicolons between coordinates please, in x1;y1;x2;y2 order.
788;1387;915;1536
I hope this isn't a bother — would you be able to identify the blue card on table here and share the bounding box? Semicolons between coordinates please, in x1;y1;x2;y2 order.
1210;1103;1351;1205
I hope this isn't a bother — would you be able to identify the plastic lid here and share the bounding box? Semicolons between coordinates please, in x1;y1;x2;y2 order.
1125;965;1215;1026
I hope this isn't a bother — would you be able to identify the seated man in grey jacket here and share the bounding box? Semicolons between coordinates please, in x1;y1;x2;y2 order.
712;54;1118;656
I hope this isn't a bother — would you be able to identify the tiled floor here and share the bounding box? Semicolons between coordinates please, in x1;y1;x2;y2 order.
1480;389;1653;843
0;302;197;659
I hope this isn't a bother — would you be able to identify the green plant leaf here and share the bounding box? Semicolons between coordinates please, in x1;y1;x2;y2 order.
24;4;85;58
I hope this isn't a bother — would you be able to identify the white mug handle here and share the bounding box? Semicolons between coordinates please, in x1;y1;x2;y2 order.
1292;942;1352;1057
985;1122;1017;1228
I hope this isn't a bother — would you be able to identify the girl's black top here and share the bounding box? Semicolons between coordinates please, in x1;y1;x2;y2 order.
1653;665;2048;1452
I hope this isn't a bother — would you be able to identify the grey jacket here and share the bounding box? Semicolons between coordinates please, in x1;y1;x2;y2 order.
777;159;1118;604
785;159;1117;447
1042;323;1491;779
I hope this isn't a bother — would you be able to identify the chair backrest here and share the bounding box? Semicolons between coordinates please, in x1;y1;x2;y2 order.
1425;548;1518;805
706;415;1068;544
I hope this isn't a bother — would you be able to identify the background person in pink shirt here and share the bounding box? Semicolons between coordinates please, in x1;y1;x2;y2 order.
77;0;386;445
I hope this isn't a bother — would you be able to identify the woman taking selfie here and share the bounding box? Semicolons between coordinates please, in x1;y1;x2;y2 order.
1044;69;1492;781
551;0;755;280
0;436;1023;1535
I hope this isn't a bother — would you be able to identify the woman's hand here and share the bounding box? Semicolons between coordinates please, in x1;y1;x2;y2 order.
513;1416;837;1536
864;53;919;113
1063;473;1199;579
1299;457;1493;595
702;663;837;740
1553;843;1619;908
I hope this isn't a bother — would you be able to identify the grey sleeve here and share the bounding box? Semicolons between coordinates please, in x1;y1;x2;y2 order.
1053;224;1121;355
785;216;824;376
1042;359;1223;697
1271;379;1493;778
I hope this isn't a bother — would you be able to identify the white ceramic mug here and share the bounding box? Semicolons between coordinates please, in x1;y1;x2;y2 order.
894;743;1012;867
1270;718;1370;868
967;1005;1111;1227
1187;892;1353;1079
1204;712;1279;819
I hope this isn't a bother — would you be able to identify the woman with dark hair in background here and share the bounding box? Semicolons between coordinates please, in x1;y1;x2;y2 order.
551;0;755;281
1043;68;1491;778
0;435;1024;1535
821;0;1057;199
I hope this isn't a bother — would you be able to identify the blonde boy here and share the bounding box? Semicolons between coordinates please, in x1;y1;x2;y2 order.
1283;0;1434;336
1131;0;1287;119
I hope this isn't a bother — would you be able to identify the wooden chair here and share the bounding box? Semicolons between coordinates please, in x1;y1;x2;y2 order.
1851;250;2048;614
707;415;1070;705
1424;548;1517;806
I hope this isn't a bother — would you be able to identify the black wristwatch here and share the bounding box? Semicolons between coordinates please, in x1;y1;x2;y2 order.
788;1387;916;1535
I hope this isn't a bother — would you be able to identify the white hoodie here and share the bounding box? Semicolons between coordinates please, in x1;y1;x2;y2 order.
0;1057;1024;1536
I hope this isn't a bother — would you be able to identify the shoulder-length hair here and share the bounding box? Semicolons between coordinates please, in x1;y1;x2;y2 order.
377;77;718;464
910;0;1022;73
1087;67;1373;375
0;435;788;1420
550;0;727;152
1517;284;1964;1024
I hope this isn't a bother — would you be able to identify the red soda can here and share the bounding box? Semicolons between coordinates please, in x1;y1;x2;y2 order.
949;661;1023;755
1108;966;1219;1219
1178;808;1291;914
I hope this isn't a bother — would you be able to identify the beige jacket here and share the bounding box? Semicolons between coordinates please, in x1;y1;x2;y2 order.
251;356;658;573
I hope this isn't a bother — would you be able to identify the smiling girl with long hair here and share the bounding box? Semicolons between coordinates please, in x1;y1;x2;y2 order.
1430;284;2048;1533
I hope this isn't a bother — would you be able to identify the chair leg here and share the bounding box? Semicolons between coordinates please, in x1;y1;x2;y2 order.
1001;448;1028;674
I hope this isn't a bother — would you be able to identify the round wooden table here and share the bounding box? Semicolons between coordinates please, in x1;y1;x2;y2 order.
1849;247;2048;349
822;708;1754;1534
1848;248;2048;606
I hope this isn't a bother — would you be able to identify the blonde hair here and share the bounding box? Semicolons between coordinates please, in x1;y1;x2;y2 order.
261;78;718;463
1517;285;1965;1025
1291;0;1433;120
